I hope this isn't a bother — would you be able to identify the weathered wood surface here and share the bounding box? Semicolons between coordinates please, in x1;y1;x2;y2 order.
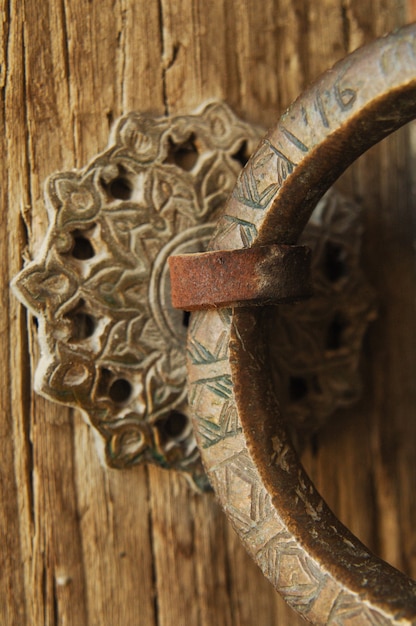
1;1;415;624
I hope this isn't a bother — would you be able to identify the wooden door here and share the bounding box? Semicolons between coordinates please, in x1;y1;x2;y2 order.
2;1;416;624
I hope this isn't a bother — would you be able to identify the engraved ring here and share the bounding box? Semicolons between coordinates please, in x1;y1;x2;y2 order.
186;24;416;624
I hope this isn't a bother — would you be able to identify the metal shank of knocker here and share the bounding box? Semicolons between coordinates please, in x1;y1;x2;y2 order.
169;244;313;310
184;24;416;625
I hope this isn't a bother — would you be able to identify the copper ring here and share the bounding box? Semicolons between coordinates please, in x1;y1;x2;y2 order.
187;24;416;624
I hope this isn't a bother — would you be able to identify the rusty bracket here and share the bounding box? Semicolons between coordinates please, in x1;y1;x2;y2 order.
169;244;312;310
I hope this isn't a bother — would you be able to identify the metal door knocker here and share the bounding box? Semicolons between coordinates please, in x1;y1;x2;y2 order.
12;22;414;626
170;23;416;625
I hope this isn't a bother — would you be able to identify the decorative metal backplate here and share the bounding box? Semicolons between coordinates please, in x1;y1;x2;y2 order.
13;102;375;489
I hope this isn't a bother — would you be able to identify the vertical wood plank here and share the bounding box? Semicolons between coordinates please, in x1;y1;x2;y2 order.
74;432;156;626
3;1;33;623
6;1;162;624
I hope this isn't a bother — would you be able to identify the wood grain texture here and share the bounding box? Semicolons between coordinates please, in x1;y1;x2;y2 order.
1;1;414;625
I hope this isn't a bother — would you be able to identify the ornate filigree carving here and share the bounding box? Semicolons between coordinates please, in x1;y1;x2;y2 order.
13;102;261;490
13;102;375;489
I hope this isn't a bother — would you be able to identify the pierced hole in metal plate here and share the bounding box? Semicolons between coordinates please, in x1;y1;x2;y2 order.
108;177;132;200
109;378;132;404
289;376;308;402
182;311;191;328
64;300;96;341
72;232;95;260
231;140;249;167
163;411;189;439
164;134;198;171
323;241;347;282
326;312;348;351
